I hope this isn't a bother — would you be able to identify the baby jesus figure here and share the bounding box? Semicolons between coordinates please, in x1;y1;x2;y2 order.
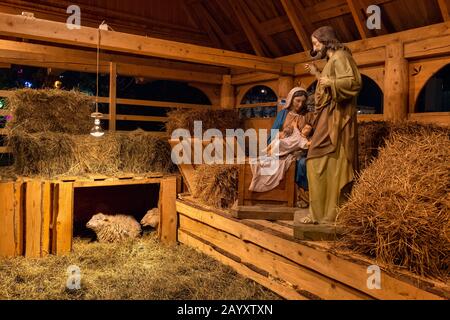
265;123;313;157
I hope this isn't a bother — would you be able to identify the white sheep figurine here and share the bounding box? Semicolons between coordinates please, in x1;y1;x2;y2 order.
86;213;142;243
140;208;160;229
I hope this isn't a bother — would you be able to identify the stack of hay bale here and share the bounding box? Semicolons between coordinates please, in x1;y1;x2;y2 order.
339;122;450;279
5;89;175;178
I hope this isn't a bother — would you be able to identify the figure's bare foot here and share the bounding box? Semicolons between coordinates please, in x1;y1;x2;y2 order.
296;200;309;209
299;215;317;225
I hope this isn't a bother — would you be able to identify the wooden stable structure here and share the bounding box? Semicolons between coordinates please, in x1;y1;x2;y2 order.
0;0;449;300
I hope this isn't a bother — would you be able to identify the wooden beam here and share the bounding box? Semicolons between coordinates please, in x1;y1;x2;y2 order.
438;0;450;21
0;39;225;84
0;12;294;74
280;0;312;51
346;0;369;39
279;21;450;67
228;0;266;56
109;62;117;132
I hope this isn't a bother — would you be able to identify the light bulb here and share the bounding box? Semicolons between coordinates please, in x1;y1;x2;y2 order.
90;118;104;137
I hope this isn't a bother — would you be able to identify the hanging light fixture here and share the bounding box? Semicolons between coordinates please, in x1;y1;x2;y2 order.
90;23;106;138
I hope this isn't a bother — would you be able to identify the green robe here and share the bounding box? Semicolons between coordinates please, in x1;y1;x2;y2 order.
306;49;362;224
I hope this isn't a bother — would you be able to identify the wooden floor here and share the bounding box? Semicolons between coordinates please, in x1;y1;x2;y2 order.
177;196;450;300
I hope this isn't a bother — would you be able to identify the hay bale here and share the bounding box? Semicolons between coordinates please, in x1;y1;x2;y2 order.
72;134;121;176
118;130;176;174
6;89;93;134
192;164;239;209
7;130;174;178
166;109;242;136
337;126;450;279
8;131;75;177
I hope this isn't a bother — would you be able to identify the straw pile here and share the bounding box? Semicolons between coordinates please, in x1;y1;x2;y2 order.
166;109;242;136
4;89;175;178
0;233;279;300
338;124;450;279
192;164;239;209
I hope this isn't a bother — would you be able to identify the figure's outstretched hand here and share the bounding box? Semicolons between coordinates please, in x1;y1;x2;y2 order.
305;63;319;76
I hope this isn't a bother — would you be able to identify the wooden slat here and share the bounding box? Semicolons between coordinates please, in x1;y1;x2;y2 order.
236;102;278;109
159;176;178;245
0;146;11;153
25;181;42;258
53;183;74;255
178;230;308;300
41;182;52;256
0;182;21;257
176;200;445;300
72;177;164;188
179;214;370;299
100;114;167;122
115;98;213;109
0;12;294;74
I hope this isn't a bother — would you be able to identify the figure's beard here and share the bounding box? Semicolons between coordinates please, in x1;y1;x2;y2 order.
310;46;327;60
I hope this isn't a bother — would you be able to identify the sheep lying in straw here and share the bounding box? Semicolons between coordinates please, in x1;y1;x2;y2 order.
86;213;142;243
140;208;160;229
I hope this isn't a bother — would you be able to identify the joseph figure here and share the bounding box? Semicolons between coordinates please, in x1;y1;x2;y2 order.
302;26;362;224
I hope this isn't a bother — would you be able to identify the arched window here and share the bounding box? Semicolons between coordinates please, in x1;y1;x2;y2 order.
415;64;450;113
239;85;277;119
306;75;383;114
357;75;383;114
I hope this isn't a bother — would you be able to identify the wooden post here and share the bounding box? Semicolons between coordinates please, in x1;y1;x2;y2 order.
384;41;409;122
109;62;117;131
278;76;294;111
159;176;178;245
220;75;235;109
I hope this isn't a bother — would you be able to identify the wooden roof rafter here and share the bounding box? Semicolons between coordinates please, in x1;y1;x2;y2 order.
227;0;267;56
280;0;313;51
437;0;450;21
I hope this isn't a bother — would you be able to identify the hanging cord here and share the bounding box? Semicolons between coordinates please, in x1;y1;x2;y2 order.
95;21;106;114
